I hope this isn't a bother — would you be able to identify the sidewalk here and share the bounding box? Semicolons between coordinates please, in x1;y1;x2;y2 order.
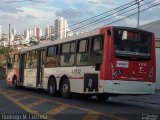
156;89;160;95
110;91;160;110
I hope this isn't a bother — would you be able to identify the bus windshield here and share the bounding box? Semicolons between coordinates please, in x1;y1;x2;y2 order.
114;29;152;60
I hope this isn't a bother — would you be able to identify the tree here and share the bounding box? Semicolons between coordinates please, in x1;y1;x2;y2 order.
0;47;11;59
0;46;13;67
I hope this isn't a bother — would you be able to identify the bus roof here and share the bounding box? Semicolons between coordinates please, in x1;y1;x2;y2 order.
9;50;20;55
21;28;100;53
20;26;154;53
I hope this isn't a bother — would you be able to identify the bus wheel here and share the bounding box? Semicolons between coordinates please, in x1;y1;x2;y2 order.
60;78;70;98
13;77;17;89
48;78;57;96
97;94;109;103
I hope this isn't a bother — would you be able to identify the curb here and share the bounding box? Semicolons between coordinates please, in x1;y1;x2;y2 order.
155;90;160;96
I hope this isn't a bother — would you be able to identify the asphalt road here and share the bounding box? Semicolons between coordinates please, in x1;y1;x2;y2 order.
0;78;159;120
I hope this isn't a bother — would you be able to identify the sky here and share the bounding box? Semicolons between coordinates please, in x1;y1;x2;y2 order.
0;0;160;34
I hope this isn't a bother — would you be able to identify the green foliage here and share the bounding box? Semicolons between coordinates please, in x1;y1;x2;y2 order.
0;47;13;59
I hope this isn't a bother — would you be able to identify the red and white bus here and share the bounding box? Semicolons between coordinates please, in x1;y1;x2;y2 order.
6;26;156;101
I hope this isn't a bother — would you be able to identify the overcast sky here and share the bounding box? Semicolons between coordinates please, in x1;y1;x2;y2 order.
0;0;160;34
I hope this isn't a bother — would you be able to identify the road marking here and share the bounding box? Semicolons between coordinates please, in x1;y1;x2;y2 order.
27;100;48;109
0;89;39;114
9;92;22;97
0;88;127;120
16;95;31;102
45;104;68;120
46;104;68;114
82;112;100;120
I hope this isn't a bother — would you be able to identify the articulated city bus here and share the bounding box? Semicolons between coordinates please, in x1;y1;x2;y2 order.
6;26;156;102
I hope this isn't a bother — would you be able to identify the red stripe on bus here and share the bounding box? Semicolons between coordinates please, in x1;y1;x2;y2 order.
69;77;84;80
55;76;83;80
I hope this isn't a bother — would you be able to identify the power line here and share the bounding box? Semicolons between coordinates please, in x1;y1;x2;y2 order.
69;2;139;31
0;0;33;3
13;0;159;41
47;0;144;38
50;0;159;40
101;1;160;28
68;0;139;28
33;0;139;31
34;0;114;27
45;0;141;37
69;0;156;32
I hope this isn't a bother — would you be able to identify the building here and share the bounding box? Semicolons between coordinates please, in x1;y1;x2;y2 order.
140;20;160;39
10;34;15;45
28;28;34;38
155;39;160;90
140;20;160;90
66;30;74;37
23;29;30;44
11;28;16;35
45;26;54;38
54;17;71;39
24;29;30;40
33;27;42;40
13;35;22;45
0;34;8;47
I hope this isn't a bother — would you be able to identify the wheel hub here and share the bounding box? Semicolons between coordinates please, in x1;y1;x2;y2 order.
62;84;68;93
49;85;53;93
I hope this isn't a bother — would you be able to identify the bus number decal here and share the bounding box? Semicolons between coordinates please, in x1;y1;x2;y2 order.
72;69;82;74
138;63;147;72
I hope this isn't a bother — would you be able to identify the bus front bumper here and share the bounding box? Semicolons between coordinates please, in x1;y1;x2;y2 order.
103;80;155;94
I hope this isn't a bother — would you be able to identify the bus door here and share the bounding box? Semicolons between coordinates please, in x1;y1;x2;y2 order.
37;49;46;87
19;54;25;84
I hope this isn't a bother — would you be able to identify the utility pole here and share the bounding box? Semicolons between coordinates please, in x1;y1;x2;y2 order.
9;24;11;48
136;0;140;28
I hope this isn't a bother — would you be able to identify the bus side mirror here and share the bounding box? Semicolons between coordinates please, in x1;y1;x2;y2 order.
95;63;100;71
7;63;12;69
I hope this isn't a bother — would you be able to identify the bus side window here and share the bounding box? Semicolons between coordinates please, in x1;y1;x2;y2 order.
60;42;75;67
90;36;103;66
25;52;31;68
13;54;20;68
45;45;59;68
76;39;89;66
30;51;37;68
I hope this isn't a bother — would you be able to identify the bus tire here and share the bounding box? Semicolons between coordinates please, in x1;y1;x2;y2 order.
60;78;70;98
13;77;18;89
48;78;57;96
97;94;109;103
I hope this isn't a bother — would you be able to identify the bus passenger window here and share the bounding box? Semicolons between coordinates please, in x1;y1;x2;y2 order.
45;45;59;68
60;42;75;67
7;56;13;69
30;51;37;68
25;52;31;68
89;36;103;66
76;39;88;66
13;54;19;68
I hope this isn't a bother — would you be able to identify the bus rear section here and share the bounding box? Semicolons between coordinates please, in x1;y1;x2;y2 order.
6;53;20;87
101;27;156;94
